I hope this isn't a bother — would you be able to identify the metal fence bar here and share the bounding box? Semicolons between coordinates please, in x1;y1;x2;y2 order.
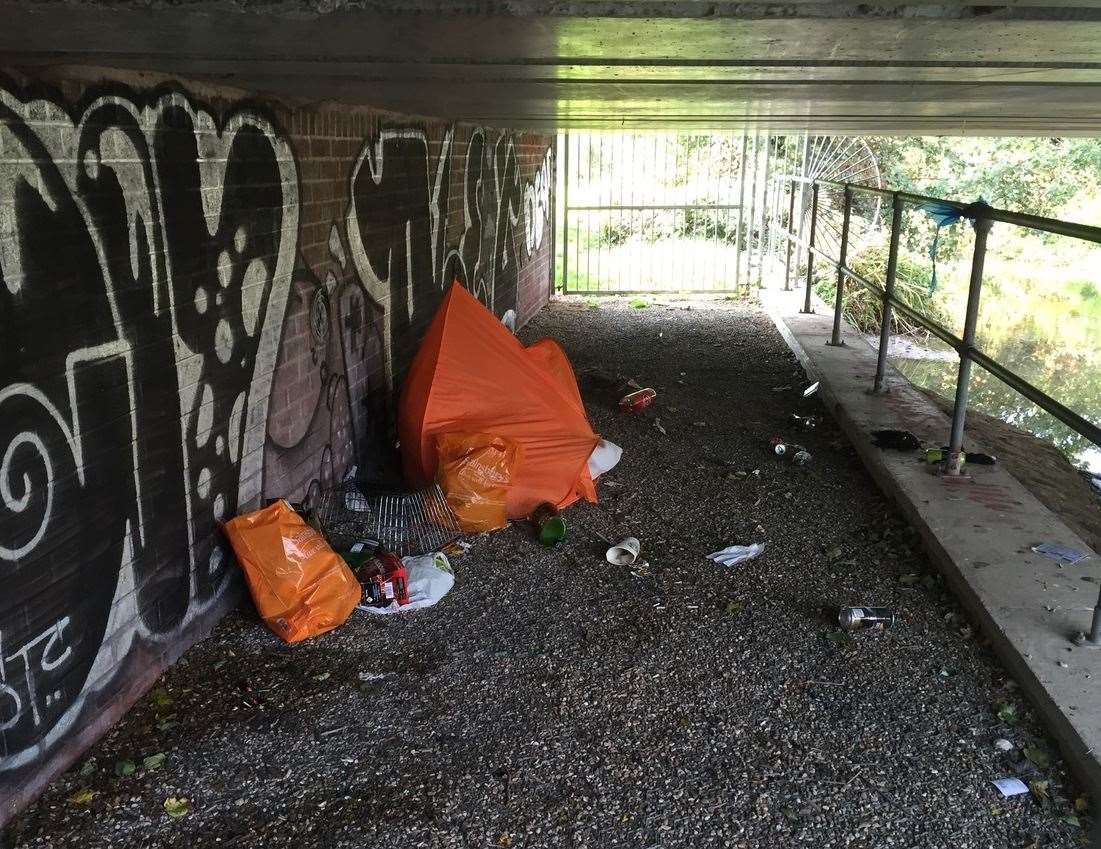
561;132;570;292
872;193;904;393
946;209;993;475
773;186;1101;453
829;185;852;346
802;182;819;314
735;131;748;291
783;179;796;290
756;131;772;289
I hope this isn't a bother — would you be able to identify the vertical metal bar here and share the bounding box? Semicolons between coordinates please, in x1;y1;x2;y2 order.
734;131;748;292
946;211;993;475
802;183;819;314
828;185;852;346
746;129;759;294
561;132;570;292
873;193;905;393
756;131;771;289
783;177;796;290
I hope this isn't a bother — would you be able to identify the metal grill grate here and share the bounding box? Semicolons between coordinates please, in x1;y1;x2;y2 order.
315;481;461;557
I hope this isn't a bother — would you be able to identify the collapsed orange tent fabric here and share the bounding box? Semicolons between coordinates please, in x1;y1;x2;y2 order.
399;282;600;518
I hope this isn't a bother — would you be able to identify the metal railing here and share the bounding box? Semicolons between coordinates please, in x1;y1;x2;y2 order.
771;173;1101;477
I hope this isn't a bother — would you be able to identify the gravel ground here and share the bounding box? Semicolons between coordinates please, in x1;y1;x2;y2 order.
4;297;1092;849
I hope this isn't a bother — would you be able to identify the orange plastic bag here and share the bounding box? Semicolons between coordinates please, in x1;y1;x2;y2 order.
435;432;522;533
223;500;360;643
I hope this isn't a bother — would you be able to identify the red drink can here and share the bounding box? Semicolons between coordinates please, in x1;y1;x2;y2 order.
618;388;656;413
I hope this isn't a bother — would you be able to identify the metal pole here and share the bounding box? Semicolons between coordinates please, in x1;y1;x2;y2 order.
1088;583;1101;645
745;129;760;294
802;183;818;314
828;185;852;346
873;193;904;393
561;132;570;292
734;131;748;292
756;131;772;289
946;209;993;475
783;178;796;290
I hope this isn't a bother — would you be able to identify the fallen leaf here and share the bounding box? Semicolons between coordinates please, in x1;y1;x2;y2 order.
143;753;167;771
653;419;666;436
313;672;331;682
996;702;1019;724
724;601;744;616
156;718;178;733
1024;747;1051;769
898;573;921;587
1075;795;1089;813
114;759;136;778
825;631;850;646
164;797;191;818
825;547;842;561
79;759;96;777
151;687;172;710
1060;814;1081;828
497;832;513;847
68;788;95;805
1028;779;1050;801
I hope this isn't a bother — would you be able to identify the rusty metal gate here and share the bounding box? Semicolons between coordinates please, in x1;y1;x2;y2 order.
557;131;881;295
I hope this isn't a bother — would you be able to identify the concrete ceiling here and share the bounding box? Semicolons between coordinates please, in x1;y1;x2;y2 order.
4;1;1101;134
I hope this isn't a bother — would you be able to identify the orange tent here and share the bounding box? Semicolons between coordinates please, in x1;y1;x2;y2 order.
399;282;600;518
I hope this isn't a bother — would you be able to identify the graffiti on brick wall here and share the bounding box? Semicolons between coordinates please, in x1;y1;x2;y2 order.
262;222;384;505
0;81;554;793
0;86;297;768
346;126;553;396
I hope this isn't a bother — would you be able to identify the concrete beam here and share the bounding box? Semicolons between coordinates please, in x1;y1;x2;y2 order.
4;3;1101;132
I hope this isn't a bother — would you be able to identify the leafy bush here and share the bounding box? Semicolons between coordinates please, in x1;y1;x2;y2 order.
814;244;951;339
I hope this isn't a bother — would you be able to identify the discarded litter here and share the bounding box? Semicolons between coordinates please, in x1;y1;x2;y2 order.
789;414;817;430
769;437;811;466
587;439;623;479
357;550;411;608
993;738;1014;752
224;500;361;643
871;429;921;451
706;543;767;567
619;387;657;413
923;447;997;466
435;431;521;533
837;606;896;631
359;552;454;615
606;537;641;566
653;418;667;435
1031;543;1091;566
317;480;461;557
803;381;820;397
991;777;1029;798
532;501;567;546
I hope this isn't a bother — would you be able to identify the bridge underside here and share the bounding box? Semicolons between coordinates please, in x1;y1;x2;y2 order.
3;1;1101;134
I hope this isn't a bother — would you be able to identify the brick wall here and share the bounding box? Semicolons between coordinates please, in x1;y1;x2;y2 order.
0;69;555;823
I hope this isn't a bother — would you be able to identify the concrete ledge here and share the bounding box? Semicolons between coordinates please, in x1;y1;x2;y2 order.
762;287;1101;801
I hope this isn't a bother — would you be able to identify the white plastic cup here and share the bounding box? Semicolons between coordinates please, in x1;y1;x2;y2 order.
606;537;641;566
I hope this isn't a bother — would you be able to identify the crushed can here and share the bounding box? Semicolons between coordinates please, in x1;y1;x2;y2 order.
531;501;567;546
618;388;657;413
838;606;896;631
769;436;788;456
789;414;817;430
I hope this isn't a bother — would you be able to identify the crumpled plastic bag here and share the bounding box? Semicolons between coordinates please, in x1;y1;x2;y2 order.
435;432;522;533
223;500;361;642
360;552;455;615
706;543;768;568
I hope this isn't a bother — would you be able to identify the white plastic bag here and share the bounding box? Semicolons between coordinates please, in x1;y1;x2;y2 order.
587;439;623;479
706;543;767;568
360;552;455;615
